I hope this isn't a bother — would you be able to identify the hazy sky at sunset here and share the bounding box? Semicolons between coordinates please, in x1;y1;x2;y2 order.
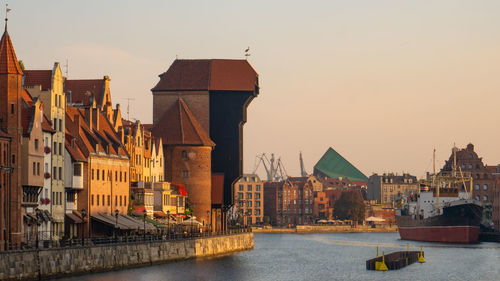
10;1;500;179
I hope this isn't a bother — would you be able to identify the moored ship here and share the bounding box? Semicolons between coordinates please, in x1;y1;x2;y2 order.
395;148;484;244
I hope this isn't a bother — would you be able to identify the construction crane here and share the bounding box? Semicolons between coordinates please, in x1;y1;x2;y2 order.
299;151;307;177
252;153;288;182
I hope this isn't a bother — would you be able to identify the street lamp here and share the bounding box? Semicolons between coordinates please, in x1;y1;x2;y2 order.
81;209;86;246
143;209;147;240
114;209;119;241
166;210;170;239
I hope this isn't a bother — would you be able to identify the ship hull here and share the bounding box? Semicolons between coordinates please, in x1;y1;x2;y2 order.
396;201;482;244
398;225;480;243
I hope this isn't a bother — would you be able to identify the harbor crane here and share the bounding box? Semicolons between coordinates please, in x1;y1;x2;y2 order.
252;153;289;182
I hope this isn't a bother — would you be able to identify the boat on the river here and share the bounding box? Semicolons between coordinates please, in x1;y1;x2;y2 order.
395;147;483;244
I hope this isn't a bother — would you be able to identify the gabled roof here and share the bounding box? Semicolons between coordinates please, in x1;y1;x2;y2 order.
23;70;52;90
42;115;55;133
152;59;258;92
0;29;23;75
314;147;368;182
152;98;214;147
65;79;105;106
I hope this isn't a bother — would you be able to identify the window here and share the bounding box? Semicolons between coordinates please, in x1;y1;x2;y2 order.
74;163;81;176
11;154;15;164
483;184;488;191
484;195;488;201
59;119;62;132
182;150;188;159
246;201;252;207
45;163;48;173
239;185;244;191
59;143;62;155
475;184;480;190
256;185;261;191
120;171;122;182
102;194;105;206
255;193;261;199
96;194;100;206
120;195;122;206
37;162;40;176
124;196;127;206
247;185;252;191
97;169;100;180
10;104;14;114
115;195;118;206
468;164;472;169
115;171;117;181
182;170;189;178
107;195;110;206
59;167;62;180
238;193;243;199
461;164;465;169
255;201;261;207
246;192;252;199
102;170;105;181
92;169;94;180
124;172;127;182
53;167;57;179
34;139;39;150
475;195;479;201
53;119;57;131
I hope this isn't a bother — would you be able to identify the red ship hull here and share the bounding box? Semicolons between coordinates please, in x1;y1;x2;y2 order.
398;225;480;243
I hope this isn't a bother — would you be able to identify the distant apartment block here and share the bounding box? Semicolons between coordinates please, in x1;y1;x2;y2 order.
234;174;264;224
367;173;418;205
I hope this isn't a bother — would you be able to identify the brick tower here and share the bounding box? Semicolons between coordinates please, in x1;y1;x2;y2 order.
0;20;24;248
152;98;215;226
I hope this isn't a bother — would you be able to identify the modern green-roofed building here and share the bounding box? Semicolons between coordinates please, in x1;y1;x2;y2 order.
314;147;368;182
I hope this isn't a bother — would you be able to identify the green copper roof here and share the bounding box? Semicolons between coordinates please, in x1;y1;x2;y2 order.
314;147;368;182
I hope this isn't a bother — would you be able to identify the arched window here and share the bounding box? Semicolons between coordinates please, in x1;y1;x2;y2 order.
475;195;480;201
475;184;480;190
483;195;488;201
484;184;488;191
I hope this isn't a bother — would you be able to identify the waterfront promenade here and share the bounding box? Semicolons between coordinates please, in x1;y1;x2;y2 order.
0;230;253;280
253;225;397;234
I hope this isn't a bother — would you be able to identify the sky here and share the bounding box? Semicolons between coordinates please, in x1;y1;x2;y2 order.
9;0;500;179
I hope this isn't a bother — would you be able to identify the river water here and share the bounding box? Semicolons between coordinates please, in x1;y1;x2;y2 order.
54;233;500;281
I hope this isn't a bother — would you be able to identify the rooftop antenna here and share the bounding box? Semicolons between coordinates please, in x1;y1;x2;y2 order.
64;59;69;78
244;47;250;59
120;98;135;121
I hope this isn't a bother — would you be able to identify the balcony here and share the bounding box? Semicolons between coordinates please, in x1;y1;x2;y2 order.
71;175;83;190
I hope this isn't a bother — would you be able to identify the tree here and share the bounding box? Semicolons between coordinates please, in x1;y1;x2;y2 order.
18;60;25;71
333;191;365;222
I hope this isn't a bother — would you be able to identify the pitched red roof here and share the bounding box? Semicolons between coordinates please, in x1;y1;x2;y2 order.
152;59;257;92
23;70;52;90
152;98;214;147
65;79;104;106
42;115;55;133
0;30;23;75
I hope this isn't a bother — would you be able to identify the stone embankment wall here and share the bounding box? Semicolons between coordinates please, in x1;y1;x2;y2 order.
0;233;253;281
253;225;397;233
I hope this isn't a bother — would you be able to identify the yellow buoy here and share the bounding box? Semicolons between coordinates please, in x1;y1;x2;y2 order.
418;247;426;263
376;251;388;271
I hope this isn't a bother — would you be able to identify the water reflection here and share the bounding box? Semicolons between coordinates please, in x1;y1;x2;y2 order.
54;233;500;281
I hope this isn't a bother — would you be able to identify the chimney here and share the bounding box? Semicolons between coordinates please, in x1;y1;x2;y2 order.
92;108;100;130
85;107;93;130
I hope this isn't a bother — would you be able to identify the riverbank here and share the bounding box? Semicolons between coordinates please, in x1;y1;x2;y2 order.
252;225;397;233
0;233;253;281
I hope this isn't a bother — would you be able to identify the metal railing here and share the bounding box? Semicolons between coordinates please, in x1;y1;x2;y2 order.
0;226;252;252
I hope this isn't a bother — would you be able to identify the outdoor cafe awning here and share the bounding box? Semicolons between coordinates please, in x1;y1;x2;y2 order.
365;216;386;222
91;214;156;231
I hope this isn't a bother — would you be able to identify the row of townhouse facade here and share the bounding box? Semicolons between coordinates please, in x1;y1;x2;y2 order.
0;26;186;249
